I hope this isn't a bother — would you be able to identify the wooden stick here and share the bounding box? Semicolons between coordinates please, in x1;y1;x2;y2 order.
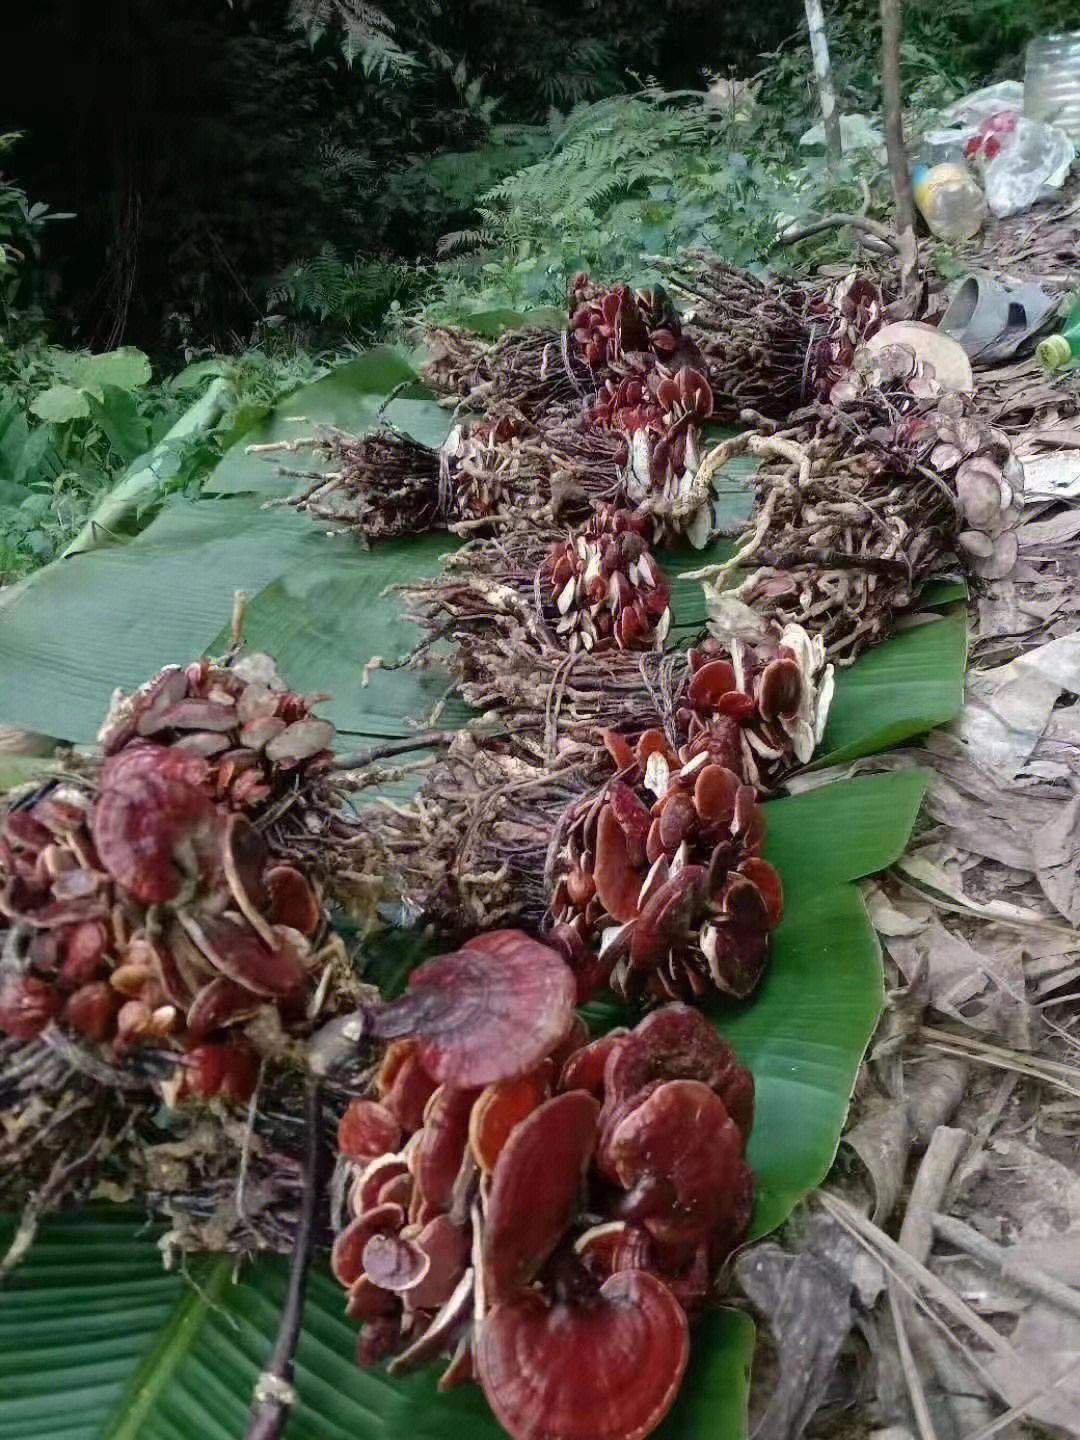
242;1079;325;1440
880;0;918;293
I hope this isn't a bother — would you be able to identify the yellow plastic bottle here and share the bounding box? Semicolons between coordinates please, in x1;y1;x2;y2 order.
911;162;988;242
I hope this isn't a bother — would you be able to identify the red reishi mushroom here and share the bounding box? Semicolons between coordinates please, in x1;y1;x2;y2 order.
91;744;223;904
181;1039;260;1103
370;930;576;1088
608;1079;745;1246
184;976;262;1042
414;1084;480;1212
574;1221;653;1281
468;1070;551;1173
593;806;641;923
375;1039;439;1132
482;1091;599;1305
331;1201;406;1288
559;1030;629;1098
338;1098;403;1163
0;974;61;1039
352;1155;410;1217
264;864;322;935
405;1215;470;1309
476;1269;690;1440
361;1232;430;1292
64;981;117;1041
177;912;305;998
604;1005;754;1141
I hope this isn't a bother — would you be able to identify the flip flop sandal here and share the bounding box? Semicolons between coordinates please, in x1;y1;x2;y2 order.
939;273;1057;362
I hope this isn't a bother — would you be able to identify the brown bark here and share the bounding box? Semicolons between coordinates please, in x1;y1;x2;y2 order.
880;0;918;293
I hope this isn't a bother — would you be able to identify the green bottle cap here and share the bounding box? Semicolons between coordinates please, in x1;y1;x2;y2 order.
1037;334;1072;371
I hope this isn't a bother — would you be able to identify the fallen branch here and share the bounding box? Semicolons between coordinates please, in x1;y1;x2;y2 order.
774;213;899;252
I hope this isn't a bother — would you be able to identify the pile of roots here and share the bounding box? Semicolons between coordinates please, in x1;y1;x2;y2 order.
0;646;374;1244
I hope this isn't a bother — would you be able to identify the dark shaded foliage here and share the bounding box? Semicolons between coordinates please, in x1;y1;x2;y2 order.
0;0;794;350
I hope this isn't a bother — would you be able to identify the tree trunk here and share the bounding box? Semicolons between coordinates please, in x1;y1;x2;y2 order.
880;0;918;293
804;0;843;158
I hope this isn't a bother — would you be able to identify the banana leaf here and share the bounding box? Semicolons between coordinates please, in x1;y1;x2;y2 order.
0;350;954;1440
0;767;923;1440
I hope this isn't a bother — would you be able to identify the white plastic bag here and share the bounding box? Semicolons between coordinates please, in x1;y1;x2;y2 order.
940;82;1025;134
978;116;1075;217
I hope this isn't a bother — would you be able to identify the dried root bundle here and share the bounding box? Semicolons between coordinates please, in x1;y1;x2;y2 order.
421;323;593;420
650;252;894;424
327;935;753;1440
0;646;375;1236
264;413;627;544
359;733;609;937
695;385;1022;661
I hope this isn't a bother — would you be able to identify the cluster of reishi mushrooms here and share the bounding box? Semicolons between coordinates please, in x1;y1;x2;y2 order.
0;658;337;1100
539;506;671;654
547;626;829;1004
565;279;716;546
330;930;754;1440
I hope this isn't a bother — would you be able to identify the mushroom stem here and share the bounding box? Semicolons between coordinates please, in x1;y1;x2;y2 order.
387;1265;476;1374
242;1078;326;1440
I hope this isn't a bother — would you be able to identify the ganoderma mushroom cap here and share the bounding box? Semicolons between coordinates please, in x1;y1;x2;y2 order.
91;744;223;904
476;1269;689;1440
337;1098;402;1164
482;1090;600;1305
370;930;576;1088
469;1070;551;1173
604;1005;754;1140
609;1079;745;1246
413;1084;479;1212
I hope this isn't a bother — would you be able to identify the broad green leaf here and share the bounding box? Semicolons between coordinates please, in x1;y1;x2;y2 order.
0;1210;751;1440
29;383;90;423
50;347;152;396
918;577;967;607
0;499;454;744
817;609;967;767
451;306;564;336
171;358;231;392
724;884;884;1234
89;386;152;467
762;768;929;905
208;351;451;499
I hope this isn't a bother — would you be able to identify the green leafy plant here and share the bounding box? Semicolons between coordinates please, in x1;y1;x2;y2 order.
0;133;71;339
421;86;891;320
0;343;331;581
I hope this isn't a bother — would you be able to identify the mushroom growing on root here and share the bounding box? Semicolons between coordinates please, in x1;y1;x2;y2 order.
0;672;343;1113
476;1270;690;1440
550;740;781;1003
539;507;671;655
330;987;756;1436
97;656;335;815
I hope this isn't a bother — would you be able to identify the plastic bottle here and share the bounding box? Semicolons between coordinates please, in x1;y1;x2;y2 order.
1036;296;1080;371
910;161;988;242
1025;33;1080;141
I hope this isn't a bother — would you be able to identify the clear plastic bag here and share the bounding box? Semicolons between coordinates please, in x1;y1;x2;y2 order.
939;82;1025;133
976;115;1075;217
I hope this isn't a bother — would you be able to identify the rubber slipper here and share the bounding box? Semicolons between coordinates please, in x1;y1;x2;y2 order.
940;272;1057;362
